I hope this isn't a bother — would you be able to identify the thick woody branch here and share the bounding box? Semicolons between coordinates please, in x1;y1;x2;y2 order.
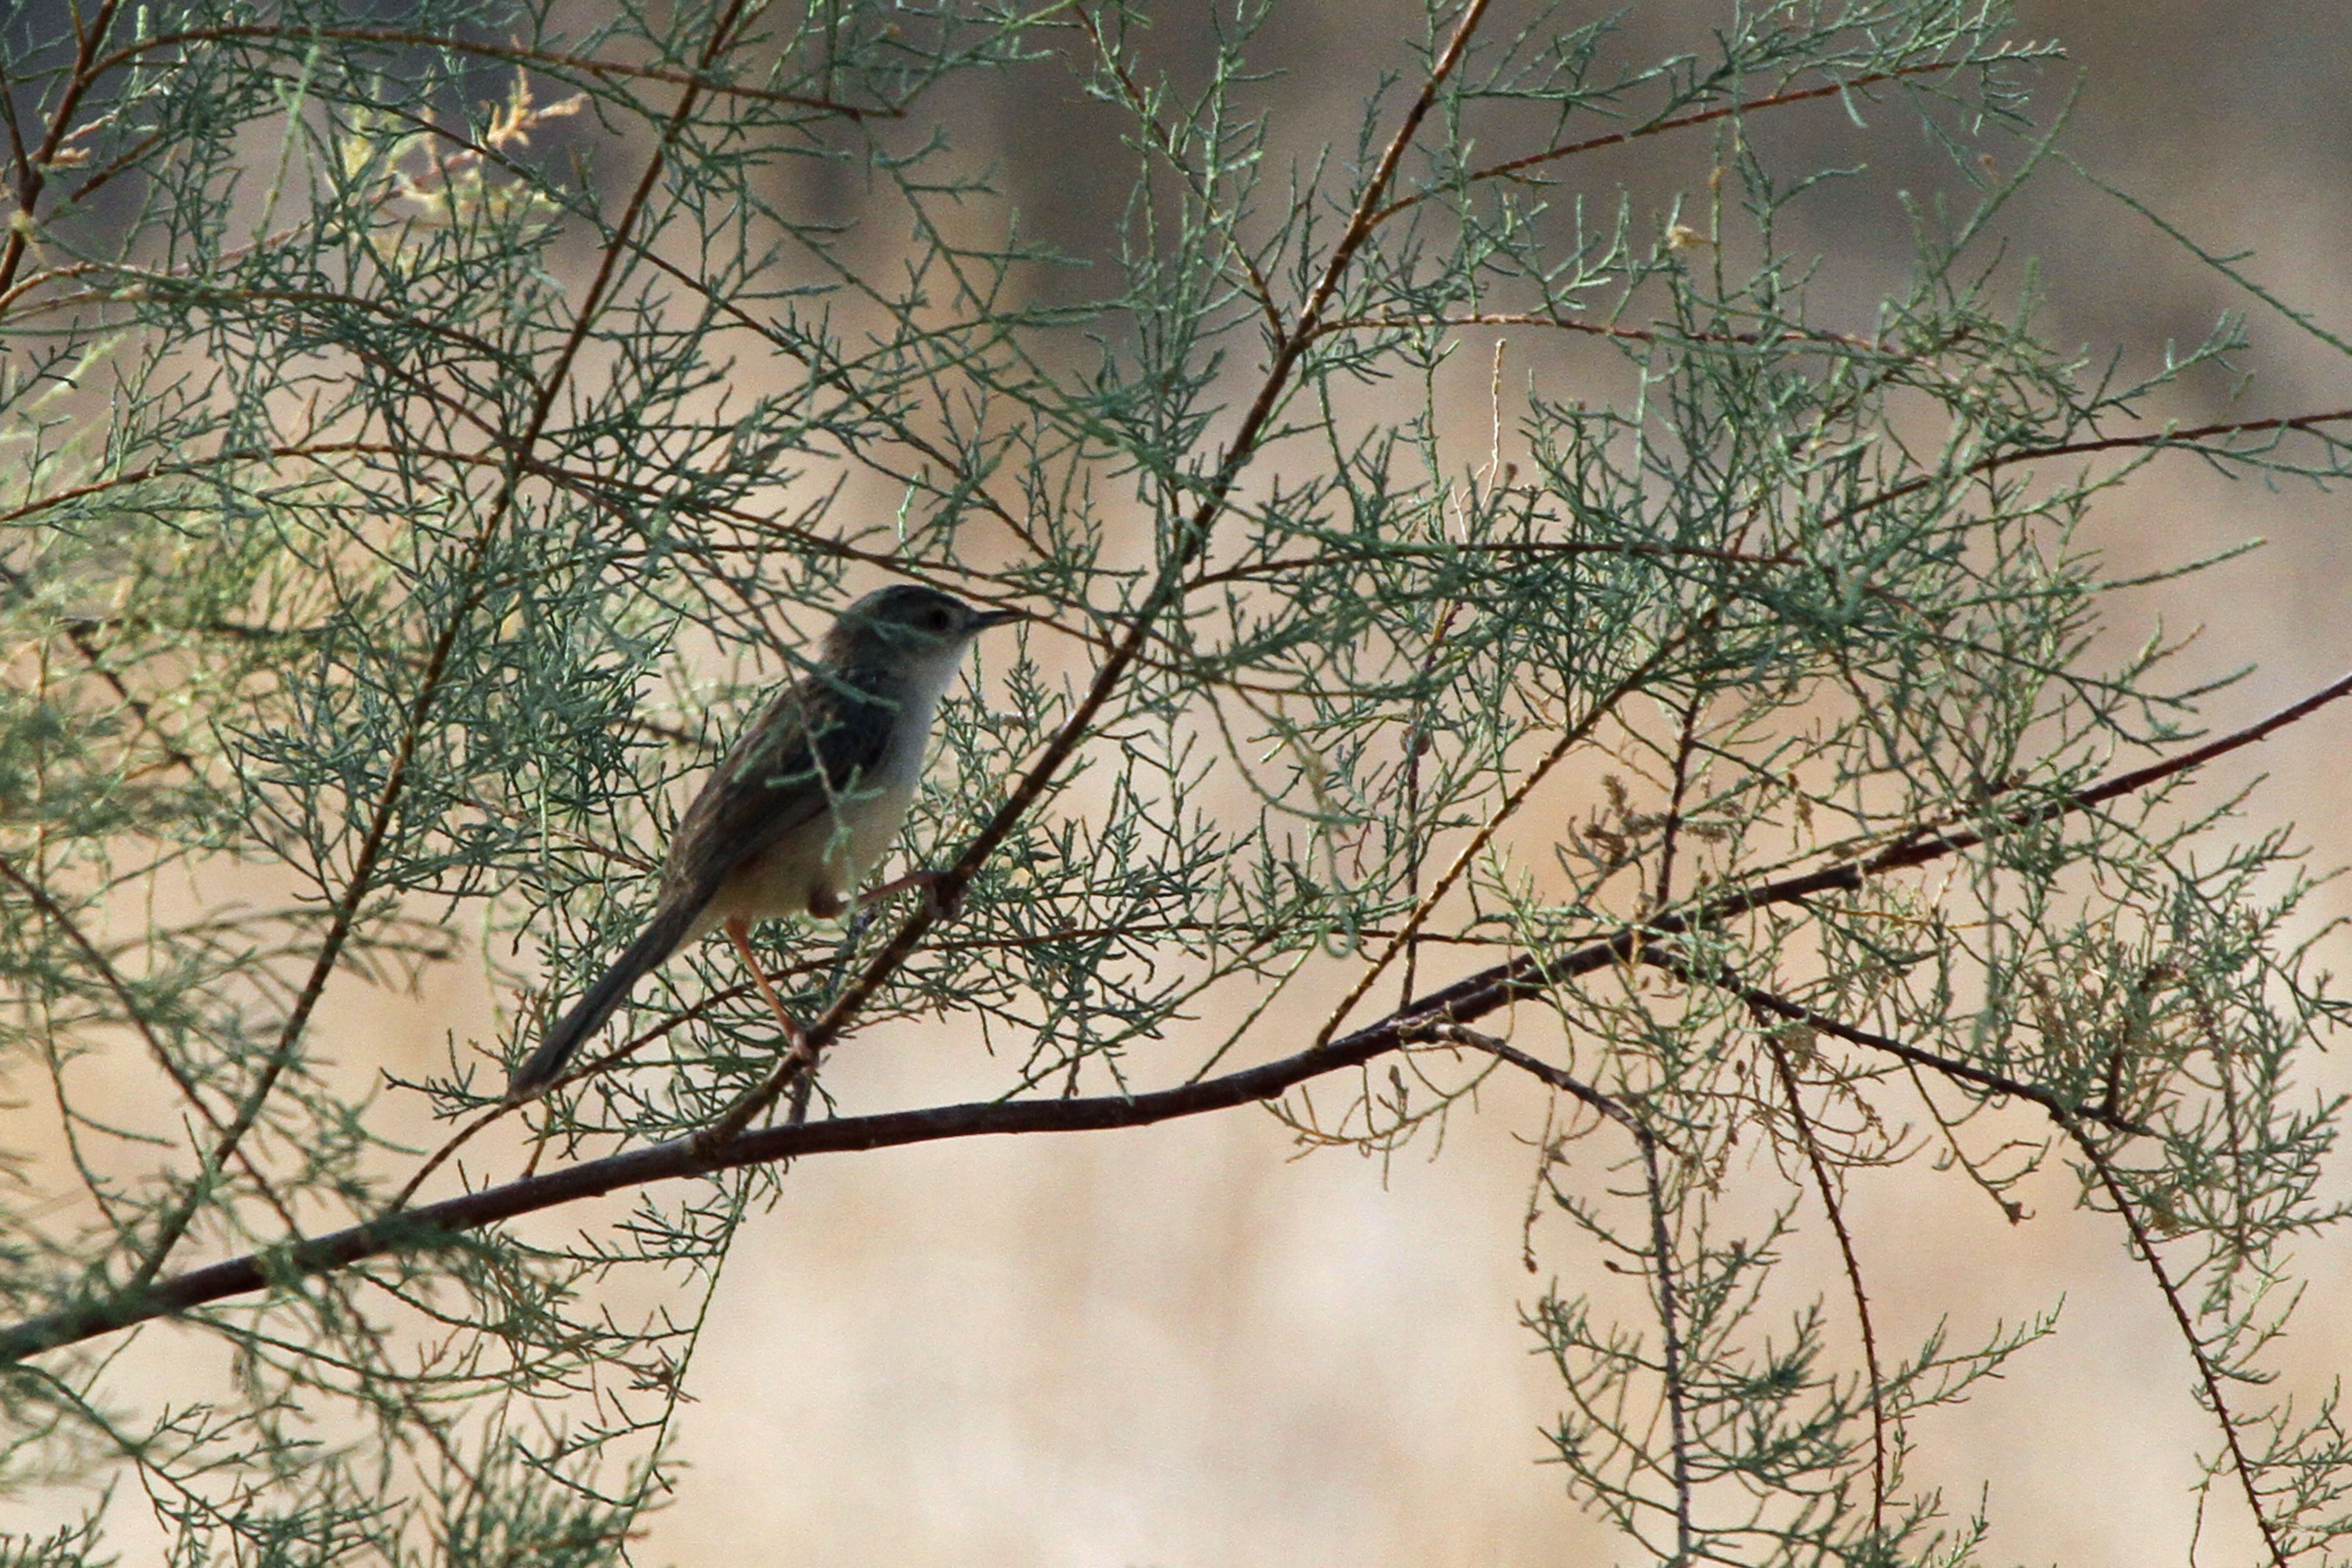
0;995;1498;1363
4;609;2344;1365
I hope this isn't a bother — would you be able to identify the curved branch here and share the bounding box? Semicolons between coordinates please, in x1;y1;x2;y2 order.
1675;661;2352;929
1432;1024;1641;1132
9;541;2346;1365
1656;949;2153;1137
0;992;1492;1363
1840;407;2352;525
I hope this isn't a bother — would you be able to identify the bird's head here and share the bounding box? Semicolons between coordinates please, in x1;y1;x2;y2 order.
821;584;1025;692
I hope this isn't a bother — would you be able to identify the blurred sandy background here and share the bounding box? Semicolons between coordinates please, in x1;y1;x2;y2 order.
34;2;2352;1563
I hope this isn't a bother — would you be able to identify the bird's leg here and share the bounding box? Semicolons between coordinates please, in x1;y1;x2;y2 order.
857;867;963;921
724;916;812;1067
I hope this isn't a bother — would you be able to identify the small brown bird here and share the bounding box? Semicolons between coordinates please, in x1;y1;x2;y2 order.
508;584;1023;1099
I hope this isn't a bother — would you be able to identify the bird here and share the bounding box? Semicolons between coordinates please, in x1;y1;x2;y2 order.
507;583;1024;1101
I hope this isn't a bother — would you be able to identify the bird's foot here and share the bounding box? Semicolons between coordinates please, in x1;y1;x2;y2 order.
858;867;965;922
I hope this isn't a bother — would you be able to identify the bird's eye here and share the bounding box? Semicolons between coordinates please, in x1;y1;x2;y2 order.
926;609;951;631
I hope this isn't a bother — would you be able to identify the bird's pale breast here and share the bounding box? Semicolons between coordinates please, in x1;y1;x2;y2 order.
689;685;939;934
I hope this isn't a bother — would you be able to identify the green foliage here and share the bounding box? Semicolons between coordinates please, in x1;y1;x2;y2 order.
2;0;2349;1562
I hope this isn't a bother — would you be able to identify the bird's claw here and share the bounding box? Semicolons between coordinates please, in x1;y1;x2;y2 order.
912;868;965;922
858;867;965;921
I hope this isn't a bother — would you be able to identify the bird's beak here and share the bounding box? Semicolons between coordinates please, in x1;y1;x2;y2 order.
970;607;1028;630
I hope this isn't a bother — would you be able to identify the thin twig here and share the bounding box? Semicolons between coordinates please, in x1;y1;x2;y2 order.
0;852;301;1233
2062;1114;2288;1568
1401;592;1469;1008
696;0;1506;1147
1646;946;2151;1138
1369;58;1981;225
1650;697;1705;915
1075;7;1284;343
72;26;889;120
1638;1131;1695;1562
1762;1028;1887;1532
122;0;763;1292
1432;1025;1639;1132
1309;648;1677;1053
1839;407;2352;526
1317;309;1892;356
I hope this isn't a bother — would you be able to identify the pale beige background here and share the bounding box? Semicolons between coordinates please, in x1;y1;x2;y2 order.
39;2;2352;1563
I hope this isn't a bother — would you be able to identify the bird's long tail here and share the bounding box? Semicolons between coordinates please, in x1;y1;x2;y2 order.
509;901;700;1099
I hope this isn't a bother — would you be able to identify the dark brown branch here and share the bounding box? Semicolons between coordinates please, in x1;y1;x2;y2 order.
1638;1132;1695;1562
0;55;34;191
9;575;2344;1363
1650;698;1705;914
0;987;1517;1363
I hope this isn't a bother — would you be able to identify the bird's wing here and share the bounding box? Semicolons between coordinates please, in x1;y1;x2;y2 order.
511;675;890;1099
655;671;896;913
